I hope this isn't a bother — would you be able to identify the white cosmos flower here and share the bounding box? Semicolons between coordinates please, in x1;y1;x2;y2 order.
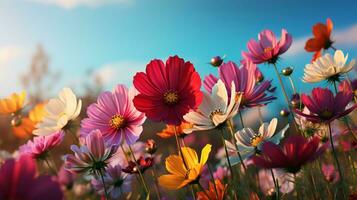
183;79;242;133
226;118;289;165
33;88;82;136
303;50;355;83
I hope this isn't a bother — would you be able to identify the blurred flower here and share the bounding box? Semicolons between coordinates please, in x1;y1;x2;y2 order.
213;166;231;180
29;102;47;124
302;50;355;83
110;142;145;166
34;88;82;136
339;79;357;97
73;183;92;197
81;85;146;145
184;80;242;133
145;139;157;154
122;156;154;174
57;164;75;189
64;129;118;174
197;179;227;200
0;155;63;200
204;61;276;108
258;169;294;196
0;91;26;115
295;87;357;123
295;107;326;138
305;18;334;62
92;164;133;200
251;135;326;173
339;140;357;152
157;121;193;138
242;29;292;64
210;56;224;67
19;130;64;159
133;55;203;125
0;150;12;164
11;117;35;139
226;118;289;165
158;144;212;190
322;163;340;183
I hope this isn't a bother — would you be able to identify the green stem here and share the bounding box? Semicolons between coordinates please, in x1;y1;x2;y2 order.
270;169;279;200
207;164;219;199
220;129;234;179
238;110;245;128
98;169;110;200
226;121;247;171
128;145;149;194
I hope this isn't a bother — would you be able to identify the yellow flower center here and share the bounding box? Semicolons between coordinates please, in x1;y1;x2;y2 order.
163;91;179;105
251;134;264;147
109;114;126;130
264;47;273;53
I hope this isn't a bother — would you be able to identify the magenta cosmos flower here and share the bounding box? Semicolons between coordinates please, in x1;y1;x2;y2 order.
19;131;64;159
81;84;146;145
0;155;63;200
133;55;203;125
204;60;276;108
242;29;292;64
294;87;357;123
65;129;118;174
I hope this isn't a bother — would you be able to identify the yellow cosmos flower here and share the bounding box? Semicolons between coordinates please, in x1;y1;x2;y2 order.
158;144;212;190
0;91;26;115
29;103;47;124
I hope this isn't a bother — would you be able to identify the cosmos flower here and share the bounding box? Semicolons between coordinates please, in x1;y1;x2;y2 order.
305;18;334;61
34;88;82;136
183;80;242;133
158;144;212;190
19;130;64;159
213;166;231;180
11;117;35;139
294;87;357;123
0;91;26;115
157;121;193;138
64;129;118;174
322;163;340;183
196;179;227;200
251;135;326;174
122;156;154;174
226;118;289;165
203;61;276;108
133;55;203;125
81;84;146;145
242;29;292;64
92;164;133;200
29;102;47;124
0;155;63;200
302;50;355;83
258;169;295;196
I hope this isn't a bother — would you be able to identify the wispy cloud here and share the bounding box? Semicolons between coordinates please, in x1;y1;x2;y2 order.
286;23;357;57
27;0;134;9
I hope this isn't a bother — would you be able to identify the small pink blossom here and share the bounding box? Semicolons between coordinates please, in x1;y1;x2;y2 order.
322;163;340;183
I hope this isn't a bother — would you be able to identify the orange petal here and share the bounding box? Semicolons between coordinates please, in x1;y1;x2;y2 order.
166;155;186;176
158;174;189;190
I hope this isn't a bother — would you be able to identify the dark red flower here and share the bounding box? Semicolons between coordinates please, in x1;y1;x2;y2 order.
295;87;357;123
133;56;203;125
251;135;326;174
0;155;63;200
122;157;154;174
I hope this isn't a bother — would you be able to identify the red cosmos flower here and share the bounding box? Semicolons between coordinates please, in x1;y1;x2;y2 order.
251;135;326;174
122;156;154;174
133;56;203;125
294;87;357;123
305;18;334;62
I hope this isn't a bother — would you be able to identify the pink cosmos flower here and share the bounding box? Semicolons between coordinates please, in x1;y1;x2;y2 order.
213;166;231;180
258;169;294;196
295;87;357;123
204;61;276;108
242;29;292;64
57;165;75;189
81;84;146;145
0;155;63;200
19;130;64;159
133;55;203;125
322;163;340;183
64;129;118;174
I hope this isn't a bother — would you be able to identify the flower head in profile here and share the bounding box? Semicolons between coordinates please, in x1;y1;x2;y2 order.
0;155;63;200
34;88;82;136
133;55;203;125
204;61;276;108
251;135;326;174
0;91;26;115
302;50;355;83
81;85;146;145
322;163;340;183
122;156;154;174
92;164;133;199
196;179;227;200
242;29;292;64
157;121;193;138
184;80;242;133
19;130;64;159
158;144;212;190
295;87;357;123
64;129;118;174
305;18;334;61
226;118;289;165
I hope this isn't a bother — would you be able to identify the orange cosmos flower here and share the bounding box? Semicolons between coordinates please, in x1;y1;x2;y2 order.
305;18;334;62
197;179;227;200
157;121;193;138
0;91;26;115
29;103;47;124
158;144;211;190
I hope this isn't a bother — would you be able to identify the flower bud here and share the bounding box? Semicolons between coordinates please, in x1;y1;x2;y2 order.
145;139;157;154
280;109;290;117
290;93;304;109
282;67;293;76
210;56;223;67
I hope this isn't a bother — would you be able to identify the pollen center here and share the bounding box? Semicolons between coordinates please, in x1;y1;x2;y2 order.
320;110;333;119
110;114;126;130
264;47;273;53
163;91;179;105
251;134;264;147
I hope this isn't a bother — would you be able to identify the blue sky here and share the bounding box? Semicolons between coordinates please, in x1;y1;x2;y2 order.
1;0;357;120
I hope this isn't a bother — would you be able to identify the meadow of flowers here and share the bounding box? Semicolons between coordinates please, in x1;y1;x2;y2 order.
0;18;357;200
